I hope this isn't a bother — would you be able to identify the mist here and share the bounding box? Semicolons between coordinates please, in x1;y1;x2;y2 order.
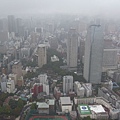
0;0;120;18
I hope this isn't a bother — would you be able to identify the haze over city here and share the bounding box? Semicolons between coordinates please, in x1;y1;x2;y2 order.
0;0;120;120
0;0;120;18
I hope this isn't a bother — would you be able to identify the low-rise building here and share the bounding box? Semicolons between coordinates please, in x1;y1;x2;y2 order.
59;97;73;112
37;102;49;114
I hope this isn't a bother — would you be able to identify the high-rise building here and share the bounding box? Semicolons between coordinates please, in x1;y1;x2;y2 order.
12;61;22;79
1;75;7;92
37;44;47;68
7;79;15;93
63;75;73;94
67;28;78;70
103;49;118;70
38;74;48;84
8;15;16;33
83;25;104;84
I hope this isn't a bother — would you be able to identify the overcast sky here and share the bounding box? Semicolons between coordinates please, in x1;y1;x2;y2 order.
0;0;120;18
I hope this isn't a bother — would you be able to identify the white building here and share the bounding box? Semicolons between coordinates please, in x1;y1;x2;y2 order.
82;83;92;97
38;74;48;84
84;25;104;84
63;75;73;94
21;48;30;57
1;75;7;92
60;97;73;112
74;81;85;97
43;83;49;95
38;74;49;95
7;79;15;93
8;73;17;85
51;55;59;62
67;28;78;70
37;44;47;68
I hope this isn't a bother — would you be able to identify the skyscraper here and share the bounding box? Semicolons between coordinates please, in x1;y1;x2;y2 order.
63;75;73;94
37;44;47;68
67;28;78;70
83;25;104;84
8;15;16;33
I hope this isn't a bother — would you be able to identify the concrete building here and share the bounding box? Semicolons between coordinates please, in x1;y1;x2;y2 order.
0;31;8;42
43;83;49;95
38;74;48;84
59;97;72;112
21;48;30;58
54;87;62;100
103;49;118;70
37;99;55;114
38;74;49;95
84;25;104;84
31;83;43;96
8;15;16;33
63;75;73;94
77;104;109;120
17;76;24;87
9;74;17;85
12;61;22;79
37;102;49;114
7;79;15;93
74;97;120;120
1;76;7;92
67;28;78;70
82;83;92;97
98;87;120;108
74;81;85;97
37;44;47;68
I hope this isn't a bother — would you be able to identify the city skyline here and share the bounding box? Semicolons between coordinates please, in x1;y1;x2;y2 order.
0;0;120;19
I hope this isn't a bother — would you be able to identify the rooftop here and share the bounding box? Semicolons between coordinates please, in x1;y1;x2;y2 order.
60;97;71;105
37;102;49;109
78;104;91;115
89;105;105;114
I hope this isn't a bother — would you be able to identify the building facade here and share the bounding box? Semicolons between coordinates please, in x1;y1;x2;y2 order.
37;44;47;68
67;28;78;70
84;25;104;84
63;75;73;94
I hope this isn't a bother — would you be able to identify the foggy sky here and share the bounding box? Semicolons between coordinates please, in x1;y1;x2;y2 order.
0;0;120;18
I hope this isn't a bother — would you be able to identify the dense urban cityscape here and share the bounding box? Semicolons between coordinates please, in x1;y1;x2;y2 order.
0;0;120;120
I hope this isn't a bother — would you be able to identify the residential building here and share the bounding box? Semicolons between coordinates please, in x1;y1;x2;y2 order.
37;44;47;68
63;75;73;94
74;81;85;97
38;74;48;84
12;61;22;79
31;83;43;96
7;79;15;93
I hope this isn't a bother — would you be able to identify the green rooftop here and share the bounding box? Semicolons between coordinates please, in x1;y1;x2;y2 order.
78;104;91;115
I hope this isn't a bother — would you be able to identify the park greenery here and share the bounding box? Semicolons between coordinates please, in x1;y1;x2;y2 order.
24;48;85;82
0;93;26;118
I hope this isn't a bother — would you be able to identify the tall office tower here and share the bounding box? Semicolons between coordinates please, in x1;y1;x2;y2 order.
37;44;47;68
83;25;104;84
67;28;78;70
0;18;8;32
15;18;24;36
8;15;16;33
63;75;73;94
